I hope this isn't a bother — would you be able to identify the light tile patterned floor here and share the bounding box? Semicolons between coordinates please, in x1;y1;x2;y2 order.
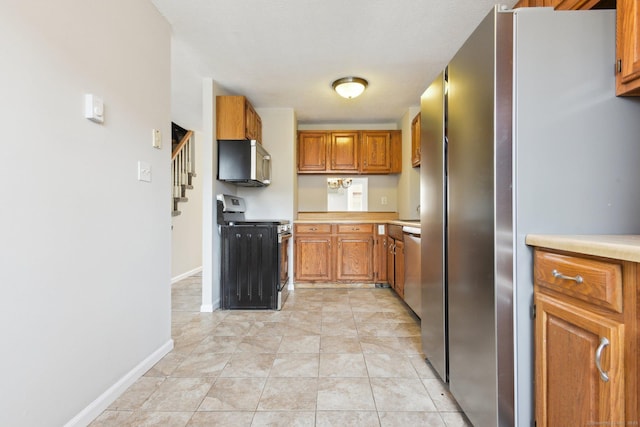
90;274;472;426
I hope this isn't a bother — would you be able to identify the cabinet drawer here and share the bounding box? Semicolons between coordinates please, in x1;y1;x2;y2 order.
294;223;332;234
534;250;623;313
336;223;374;234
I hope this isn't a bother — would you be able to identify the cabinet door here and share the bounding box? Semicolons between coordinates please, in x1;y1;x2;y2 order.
542;0;600;9
256;114;262;144
394;240;405;298
336;235;374;282
298;132;328;172
617;0;640;95
294;235;332;281
244;101;256;140
513;0;544;5
216;96;245;140
360;131;391;173
411;113;421;167
390;130;402;173
216;95;262;142
329;132;359;172
535;293;625;427
387;238;396;290
374;233;388;283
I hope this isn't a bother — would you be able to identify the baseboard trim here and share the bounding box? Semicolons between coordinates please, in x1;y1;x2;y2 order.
201;297;220;313
64;339;174;427
171;266;203;284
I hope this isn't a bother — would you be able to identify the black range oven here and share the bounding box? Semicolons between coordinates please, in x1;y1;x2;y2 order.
217;194;291;310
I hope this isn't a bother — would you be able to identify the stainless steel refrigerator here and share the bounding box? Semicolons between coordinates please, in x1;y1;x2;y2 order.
420;7;640;427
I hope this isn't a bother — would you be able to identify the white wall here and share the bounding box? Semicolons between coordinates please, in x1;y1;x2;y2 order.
298;175;399;212
240;108;297;222
240;108;297;282
397;106;421;220
171;131;204;281
169;37;207;282
0;1;172;426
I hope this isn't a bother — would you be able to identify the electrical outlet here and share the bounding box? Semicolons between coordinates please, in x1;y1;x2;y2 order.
381;196;388;205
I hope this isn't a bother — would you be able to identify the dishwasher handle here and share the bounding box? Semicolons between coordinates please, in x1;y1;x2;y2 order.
402;226;421;236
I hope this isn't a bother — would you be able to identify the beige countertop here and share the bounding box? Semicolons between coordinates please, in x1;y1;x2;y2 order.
526;234;640;263
295;212;420;228
294;218;420;228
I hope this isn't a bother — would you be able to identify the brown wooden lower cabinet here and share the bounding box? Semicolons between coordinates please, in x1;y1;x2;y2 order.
294;224;332;282
294;223;383;284
387;225;405;298
335;223;374;282
532;248;638;427
374;226;388;283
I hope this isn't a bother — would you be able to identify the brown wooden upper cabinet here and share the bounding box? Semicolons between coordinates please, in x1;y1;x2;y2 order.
411;113;421;167
298;130;401;174
617;0;640;95
361;131;391;173
513;0;603;8
216;95;263;143
331;132;359;172
298;132;328;172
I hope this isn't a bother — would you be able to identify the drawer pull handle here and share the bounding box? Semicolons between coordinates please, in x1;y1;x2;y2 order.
310;227;317;231
552;269;583;284
595;337;610;382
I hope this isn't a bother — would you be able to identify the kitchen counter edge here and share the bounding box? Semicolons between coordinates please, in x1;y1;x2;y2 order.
525;234;640;263
294;219;420;228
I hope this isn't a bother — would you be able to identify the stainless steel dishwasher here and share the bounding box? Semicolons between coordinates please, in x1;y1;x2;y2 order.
402;226;421;317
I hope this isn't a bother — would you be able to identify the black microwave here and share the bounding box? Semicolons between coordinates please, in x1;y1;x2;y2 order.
217;139;271;187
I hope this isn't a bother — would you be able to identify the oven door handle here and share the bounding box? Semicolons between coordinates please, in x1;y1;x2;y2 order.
278;232;292;243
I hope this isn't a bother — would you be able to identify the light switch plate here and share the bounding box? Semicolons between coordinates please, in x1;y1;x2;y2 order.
137;161;151;182
84;94;104;123
152;129;162;149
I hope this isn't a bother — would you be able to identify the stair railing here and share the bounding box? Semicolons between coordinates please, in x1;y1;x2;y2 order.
171;130;195;216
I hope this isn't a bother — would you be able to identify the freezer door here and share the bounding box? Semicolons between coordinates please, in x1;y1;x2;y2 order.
447;7;514;427
419;70;448;382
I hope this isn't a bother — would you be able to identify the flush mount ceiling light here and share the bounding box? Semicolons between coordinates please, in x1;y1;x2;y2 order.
332;77;368;99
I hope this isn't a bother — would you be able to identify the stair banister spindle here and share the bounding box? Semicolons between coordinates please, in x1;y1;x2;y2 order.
171;129;194;217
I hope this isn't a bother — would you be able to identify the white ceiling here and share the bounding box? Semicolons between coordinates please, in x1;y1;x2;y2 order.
151;0;518;126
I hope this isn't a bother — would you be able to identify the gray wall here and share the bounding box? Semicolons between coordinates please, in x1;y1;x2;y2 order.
0;1;172;425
